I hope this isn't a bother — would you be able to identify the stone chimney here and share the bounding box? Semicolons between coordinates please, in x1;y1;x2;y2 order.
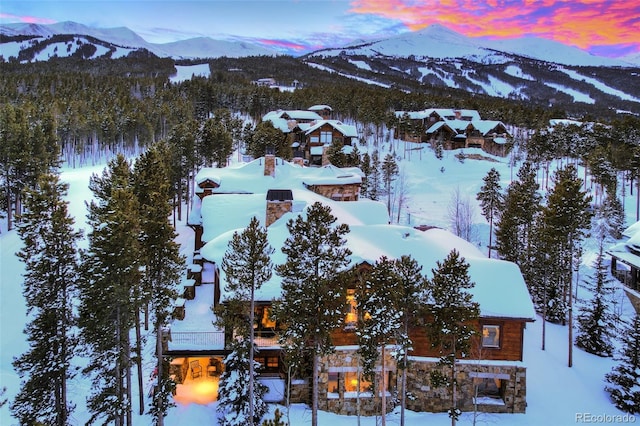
292;150;305;167
266;189;293;227
264;150;276;177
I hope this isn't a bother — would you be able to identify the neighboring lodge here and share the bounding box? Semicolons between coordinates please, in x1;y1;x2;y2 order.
163;105;534;416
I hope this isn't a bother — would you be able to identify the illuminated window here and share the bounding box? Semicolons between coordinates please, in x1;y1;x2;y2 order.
482;325;500;348
266;357;279;368
260;306;276;329
345;289;357;326
344;372;370;393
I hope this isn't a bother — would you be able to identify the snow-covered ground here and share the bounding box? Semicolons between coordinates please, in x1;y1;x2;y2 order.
1;139;637;425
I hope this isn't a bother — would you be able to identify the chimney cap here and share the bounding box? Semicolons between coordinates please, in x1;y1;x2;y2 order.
266;189;293;201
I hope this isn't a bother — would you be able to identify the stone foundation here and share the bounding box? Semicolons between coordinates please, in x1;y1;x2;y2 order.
405;358;527;414
308;348;527;416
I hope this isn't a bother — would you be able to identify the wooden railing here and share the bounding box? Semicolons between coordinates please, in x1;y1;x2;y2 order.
169;331;225;350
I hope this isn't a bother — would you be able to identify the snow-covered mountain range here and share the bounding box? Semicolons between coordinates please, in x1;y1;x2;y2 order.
2;21;639;66
2;21;639;114
0;21;277;60
311;24;636;68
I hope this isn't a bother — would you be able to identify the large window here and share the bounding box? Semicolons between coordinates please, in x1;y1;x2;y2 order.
345;289;357;326
482;325;501;348
344;372;371;394
320;131;333;144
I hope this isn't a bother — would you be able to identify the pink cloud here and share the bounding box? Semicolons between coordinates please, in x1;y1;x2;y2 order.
0;13;56;25
349;0;640;55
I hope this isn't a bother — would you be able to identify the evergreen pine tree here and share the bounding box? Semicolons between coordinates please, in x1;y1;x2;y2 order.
368;150;382;201
495;161;541;289
79;154;141;426
221;216;274;426
359;152;371;198
11;172;81;426
426;250;480;426
356;257;402;425
605;313;640;413
392;255;428;426
476;168;503;258
575;222;617;357
382;153;399;214
273;202;351;426
217;338;269;426
133;143;185;424
539;164;593;324
326;138;347;167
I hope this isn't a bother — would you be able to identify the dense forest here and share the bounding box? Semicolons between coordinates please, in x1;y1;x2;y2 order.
1;52;639;230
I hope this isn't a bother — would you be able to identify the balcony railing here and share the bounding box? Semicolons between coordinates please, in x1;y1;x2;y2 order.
168;331;225;350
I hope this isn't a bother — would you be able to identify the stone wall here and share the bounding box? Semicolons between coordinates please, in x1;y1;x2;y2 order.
306;183;360;201
318;347;396;416
311;349;527;416
404;358;527;414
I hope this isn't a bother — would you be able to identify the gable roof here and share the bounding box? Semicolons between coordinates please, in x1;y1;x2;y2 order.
301;120;358;138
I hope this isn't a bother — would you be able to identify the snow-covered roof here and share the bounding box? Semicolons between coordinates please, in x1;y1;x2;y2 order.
304;120;358;138
262;109;323;122
191;158;366;238
471;120;510;136
201;216;535;320
395;108;482;122
308;104;333;111
425;121;452;134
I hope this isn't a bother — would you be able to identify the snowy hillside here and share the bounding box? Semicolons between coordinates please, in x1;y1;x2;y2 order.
0;35;136;61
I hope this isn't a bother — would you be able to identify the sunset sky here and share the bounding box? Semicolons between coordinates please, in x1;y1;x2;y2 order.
1;0;639;57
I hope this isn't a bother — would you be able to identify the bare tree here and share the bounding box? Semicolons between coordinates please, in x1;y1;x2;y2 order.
447;187;476;242
393;166;410;224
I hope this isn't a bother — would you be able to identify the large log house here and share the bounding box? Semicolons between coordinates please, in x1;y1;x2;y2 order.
167;154;535;415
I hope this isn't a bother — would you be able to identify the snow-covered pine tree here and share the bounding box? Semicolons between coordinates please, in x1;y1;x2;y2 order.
359;152;371;198
539;164;593;324
11;172;81;426
221;215;274;425
197;117;234;168
476;168;503;258
368;150;382;201
495;161;541;288
217;338;268;426
133;142;185;424
426;249;479;426
326;137;347;167
382;153;399;214
575;229;617;357
273;201;351;426
392;255;428;426
605;313;640;413
600;195;625;240
357;256;403;425
79;154;142;426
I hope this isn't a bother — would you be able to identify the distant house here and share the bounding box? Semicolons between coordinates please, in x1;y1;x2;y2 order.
607;221;640;312
253;77;277;87
262;106;358;165
169;155;535;416
395;108;512;157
